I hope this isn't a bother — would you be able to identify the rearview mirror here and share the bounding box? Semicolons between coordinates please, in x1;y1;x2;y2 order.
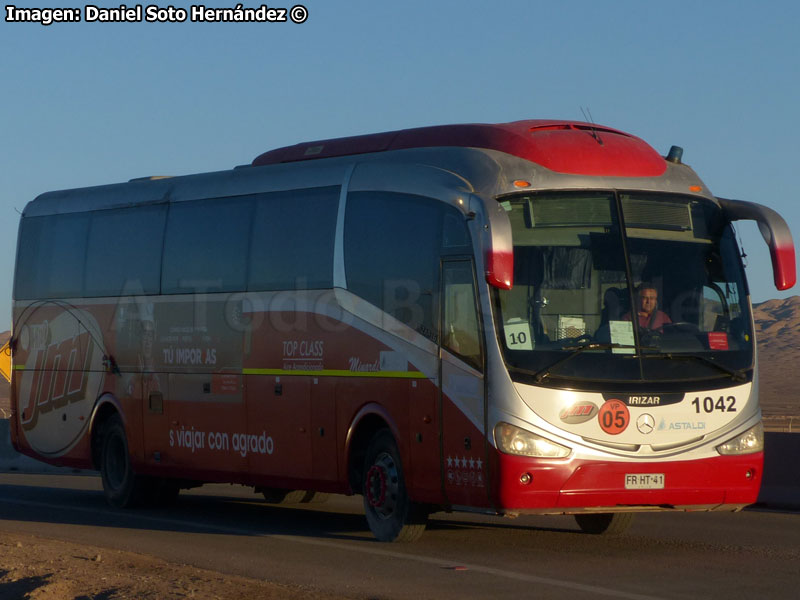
717;197;796;290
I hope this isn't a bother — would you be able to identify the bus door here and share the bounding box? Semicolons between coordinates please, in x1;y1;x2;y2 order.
439;259;489;507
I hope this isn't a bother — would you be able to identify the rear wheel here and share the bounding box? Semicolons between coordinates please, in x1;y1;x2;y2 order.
99;414;148;508
574;512;634;535
362;429;427;542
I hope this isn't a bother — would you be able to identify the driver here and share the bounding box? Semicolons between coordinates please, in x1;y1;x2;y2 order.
625;284;671;332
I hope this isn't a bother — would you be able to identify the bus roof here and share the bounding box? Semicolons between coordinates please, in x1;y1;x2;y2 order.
252;119;667;178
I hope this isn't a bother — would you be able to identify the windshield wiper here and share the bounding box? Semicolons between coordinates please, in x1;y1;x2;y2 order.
644;353;749;383
532;342;631;383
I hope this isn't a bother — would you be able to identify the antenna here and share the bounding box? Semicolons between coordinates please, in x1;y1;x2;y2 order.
580;106;603;146
733;222;748;265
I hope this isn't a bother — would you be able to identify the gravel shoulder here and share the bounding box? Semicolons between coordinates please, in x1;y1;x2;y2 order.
0;531;345;600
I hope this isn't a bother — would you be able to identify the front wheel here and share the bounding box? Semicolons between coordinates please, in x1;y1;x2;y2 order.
362;429;428;542
574;512;634;535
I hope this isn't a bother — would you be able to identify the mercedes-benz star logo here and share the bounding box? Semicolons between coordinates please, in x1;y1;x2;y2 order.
637;413;656;434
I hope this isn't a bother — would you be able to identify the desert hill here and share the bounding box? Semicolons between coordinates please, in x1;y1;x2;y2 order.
752;296;800;425
752;295;800;350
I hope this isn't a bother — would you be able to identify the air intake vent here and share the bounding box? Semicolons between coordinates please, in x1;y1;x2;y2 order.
526;196;613;227
622;197;691;231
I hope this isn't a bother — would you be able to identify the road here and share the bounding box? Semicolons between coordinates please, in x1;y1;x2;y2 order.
0;473;798;600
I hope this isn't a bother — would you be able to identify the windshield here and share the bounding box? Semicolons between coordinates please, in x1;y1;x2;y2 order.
494;191;754;386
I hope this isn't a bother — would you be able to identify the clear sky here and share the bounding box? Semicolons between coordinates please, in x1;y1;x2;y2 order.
2;0;798;323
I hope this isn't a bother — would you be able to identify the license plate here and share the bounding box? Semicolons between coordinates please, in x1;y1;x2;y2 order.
625;473;665;489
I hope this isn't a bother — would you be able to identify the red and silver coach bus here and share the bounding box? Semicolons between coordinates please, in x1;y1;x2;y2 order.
9;120;796;541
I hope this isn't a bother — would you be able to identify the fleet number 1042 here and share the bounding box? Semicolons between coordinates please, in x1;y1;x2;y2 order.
691;396;736;413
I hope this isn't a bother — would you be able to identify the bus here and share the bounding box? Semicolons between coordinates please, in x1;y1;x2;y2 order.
9;119;796;542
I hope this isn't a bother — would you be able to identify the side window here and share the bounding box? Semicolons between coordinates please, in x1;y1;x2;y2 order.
162;197;253;294
15;213;90;299
345;192;446;341
248;187;339;290
442;210;471;252
85;204;166;296
442;261;483;369
15;217;46;299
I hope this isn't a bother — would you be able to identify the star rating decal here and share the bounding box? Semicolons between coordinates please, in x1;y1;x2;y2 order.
445;455;486;487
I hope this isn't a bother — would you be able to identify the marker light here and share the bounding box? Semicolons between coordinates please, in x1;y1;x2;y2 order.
495;422;571;458
716;422;764;455
666;145;683;164
513;180;531;188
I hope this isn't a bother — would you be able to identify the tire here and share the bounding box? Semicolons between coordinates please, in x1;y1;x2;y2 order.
574;512;634;535
362;429;428;542
262;489;320;504
99;414;148;508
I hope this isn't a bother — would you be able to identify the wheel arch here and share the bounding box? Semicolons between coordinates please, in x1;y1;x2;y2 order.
89;393;124;470
345;403;402;494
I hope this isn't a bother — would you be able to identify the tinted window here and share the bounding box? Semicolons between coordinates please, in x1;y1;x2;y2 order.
85;204;166;296
15;186;341;300
162;197;253;294
345;191;471;341
15;213;90;299
248;187;339;291
443;260;483;369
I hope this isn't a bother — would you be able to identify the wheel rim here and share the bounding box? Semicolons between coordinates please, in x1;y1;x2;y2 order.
366;452;398;519
104;433;127;491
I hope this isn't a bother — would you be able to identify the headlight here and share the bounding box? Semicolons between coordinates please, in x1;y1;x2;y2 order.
716;422;764;455
494;422;571;458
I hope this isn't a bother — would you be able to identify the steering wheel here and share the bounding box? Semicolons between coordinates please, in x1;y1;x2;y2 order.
638;328;662;348
564;334;594;347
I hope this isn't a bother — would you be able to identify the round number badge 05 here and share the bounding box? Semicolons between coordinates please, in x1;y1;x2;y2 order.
598;399;630;435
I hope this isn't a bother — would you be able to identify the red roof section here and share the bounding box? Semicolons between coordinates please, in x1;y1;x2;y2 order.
251;120;667;178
